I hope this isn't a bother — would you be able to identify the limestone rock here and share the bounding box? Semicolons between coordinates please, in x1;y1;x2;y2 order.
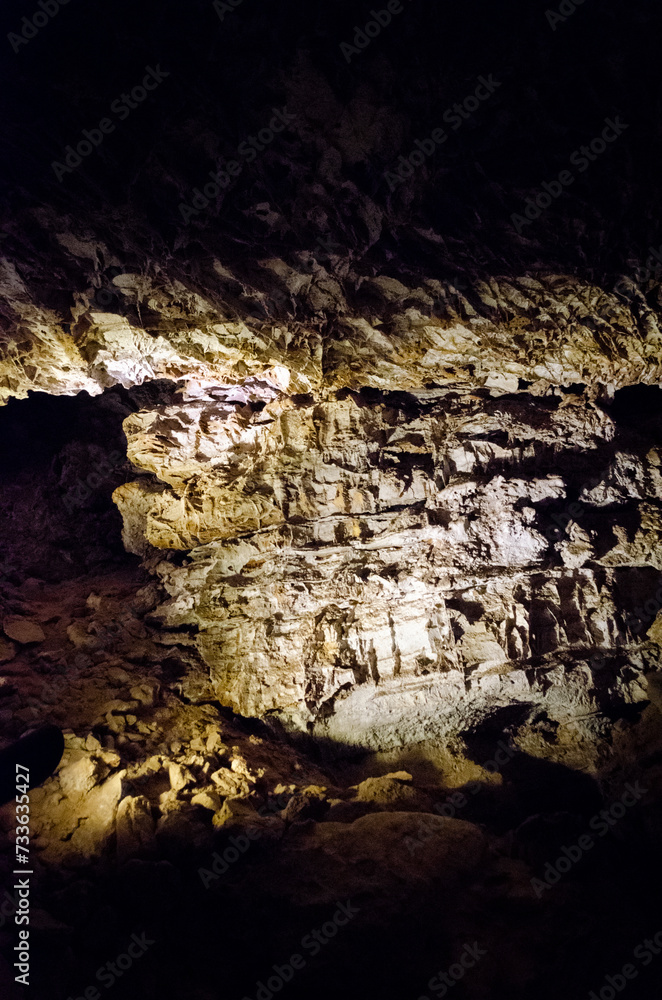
212;797;284;839
58;755;109;796
116;795;156;862
105;381;660;749
130;679;160;707
352;773;432;811
280;788;329;823
210;766;253;798
2;616;45;644
191;790;222;812
168;762;195;792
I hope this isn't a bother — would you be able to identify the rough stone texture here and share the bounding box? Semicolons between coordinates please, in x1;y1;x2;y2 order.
101;374;661;749
3;3;662;997
4;271;660;749
2;264;662;405
2;615;46;644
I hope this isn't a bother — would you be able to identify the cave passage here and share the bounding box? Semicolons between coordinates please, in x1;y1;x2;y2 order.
0;381;180;582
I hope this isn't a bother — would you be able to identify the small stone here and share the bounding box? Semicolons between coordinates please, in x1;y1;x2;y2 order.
212;798;284;840
59;756;107;796
130;680;160;707
159;789;182;814
66;622;94;649
205;730;226;754
191;791;222;812
107;667;132;684
63;733;86;750
210;768;251;798
106;713;126;734
168;762;195;791
352;773;429;810
104;699;139;714
273;783;297;796
116;795;156;862
281;791;328;824
2;617;45;644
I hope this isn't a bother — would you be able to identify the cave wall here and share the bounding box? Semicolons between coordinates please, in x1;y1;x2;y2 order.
2;0;662;750
104;371;660;748
2;255;662;748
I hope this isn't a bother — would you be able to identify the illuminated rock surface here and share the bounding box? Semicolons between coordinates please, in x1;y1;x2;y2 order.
2;0;662;996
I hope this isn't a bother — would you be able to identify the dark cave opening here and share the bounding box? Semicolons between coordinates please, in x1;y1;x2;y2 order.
0;380;180;582
607;383;662;437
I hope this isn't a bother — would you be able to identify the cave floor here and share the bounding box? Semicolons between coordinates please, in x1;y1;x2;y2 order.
0;567;661;999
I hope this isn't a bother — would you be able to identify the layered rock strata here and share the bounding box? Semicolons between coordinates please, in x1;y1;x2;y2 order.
113;377;662;749
2;262;662;747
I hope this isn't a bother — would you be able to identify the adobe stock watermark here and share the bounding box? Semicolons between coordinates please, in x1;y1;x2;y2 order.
546;0;590;31
213;0;248;21
589;927;662;1000
197;791;292;887
64;931;154;999
339;1;410;63
241;901;359;1000
539;470;609;546
417;941;488;999
384;75;501;192
62;449;125;514
510;116;628;234
405;740;516;854
8;0;74;54
179;106;297;223
622;584;662;638
530;781;648;897
51;65;171;182
613;243;662;296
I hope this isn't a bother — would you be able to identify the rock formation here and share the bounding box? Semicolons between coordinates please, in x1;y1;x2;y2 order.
1;0;662;996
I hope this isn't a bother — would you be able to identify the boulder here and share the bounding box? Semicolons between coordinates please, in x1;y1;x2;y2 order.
2;617;45;644
116;795;156;862
265;811;487;907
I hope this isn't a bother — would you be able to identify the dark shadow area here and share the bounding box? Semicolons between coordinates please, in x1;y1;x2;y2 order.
462;706;604;826
0;381;178;581
5;720;659;1000
605;384;662;442
0;0;659;311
